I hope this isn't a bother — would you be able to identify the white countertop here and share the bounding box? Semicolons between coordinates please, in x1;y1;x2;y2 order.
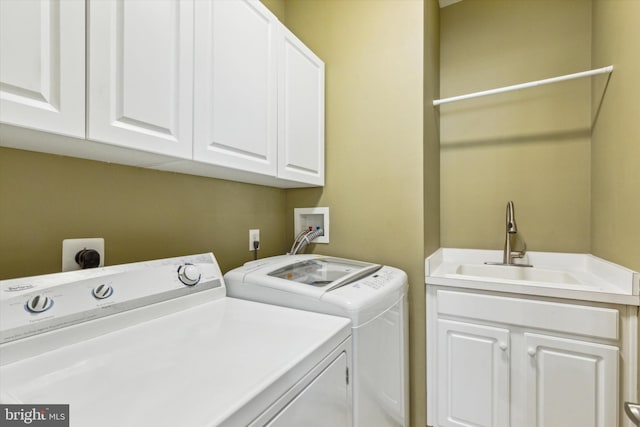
426;248;640;306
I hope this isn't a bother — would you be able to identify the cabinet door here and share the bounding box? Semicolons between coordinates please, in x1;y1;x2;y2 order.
437;319;510;427
265;352;349;427
277;26;325;185
88;0;193;158
524;333;619;427
0;0;84;138
193;0;278;176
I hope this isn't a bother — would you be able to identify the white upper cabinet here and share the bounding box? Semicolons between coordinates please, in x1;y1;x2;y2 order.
193;0;278;176
193;0;325;185
87;0;194;159
0;0;85;138
1;0;324;187
278;26;325;186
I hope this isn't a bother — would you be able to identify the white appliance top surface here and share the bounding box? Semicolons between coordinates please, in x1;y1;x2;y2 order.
0;296;351;427
224;255;408;325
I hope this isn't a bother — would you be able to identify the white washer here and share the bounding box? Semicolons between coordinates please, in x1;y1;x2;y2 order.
224;254;409;427
0;253;352;427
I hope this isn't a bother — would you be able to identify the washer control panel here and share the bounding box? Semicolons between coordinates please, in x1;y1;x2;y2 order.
0;253;224;344
353;267;402;291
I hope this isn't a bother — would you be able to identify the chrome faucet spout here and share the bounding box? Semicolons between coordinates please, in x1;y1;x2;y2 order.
485;201;532;267
506;201;517;234
503;201;528;265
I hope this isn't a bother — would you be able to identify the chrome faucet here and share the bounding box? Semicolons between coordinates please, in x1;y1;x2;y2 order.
502;201;531;266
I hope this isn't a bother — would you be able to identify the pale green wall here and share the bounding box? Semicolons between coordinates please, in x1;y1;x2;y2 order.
423;2;441;425
0;148;287;278
591;0;640;273
281;1;427;425
591;0;640;400
440;0;640;410
440;0;592;253
425;1;441;259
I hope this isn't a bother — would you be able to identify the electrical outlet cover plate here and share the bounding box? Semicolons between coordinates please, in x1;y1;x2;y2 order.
249;229;260;251
62;238;105;272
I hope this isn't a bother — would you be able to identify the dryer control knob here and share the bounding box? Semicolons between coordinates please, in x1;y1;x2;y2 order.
92;283;114;299
26;294;53;313
178;264;201;286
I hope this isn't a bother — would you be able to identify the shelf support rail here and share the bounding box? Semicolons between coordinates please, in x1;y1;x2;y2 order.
433;65;614;106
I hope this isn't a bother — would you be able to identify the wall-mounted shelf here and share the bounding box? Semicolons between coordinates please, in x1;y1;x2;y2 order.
433;65;613;106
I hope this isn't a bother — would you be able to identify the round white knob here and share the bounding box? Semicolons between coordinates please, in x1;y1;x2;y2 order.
26;294;53;313
527;347;537;357
92;283;113;299
499;342;508;351
178;264;201;286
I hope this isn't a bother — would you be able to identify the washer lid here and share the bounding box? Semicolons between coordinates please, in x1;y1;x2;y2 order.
267;257;382;291
224;255;409;325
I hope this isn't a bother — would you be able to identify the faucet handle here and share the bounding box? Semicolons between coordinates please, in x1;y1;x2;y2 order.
510;241;527;262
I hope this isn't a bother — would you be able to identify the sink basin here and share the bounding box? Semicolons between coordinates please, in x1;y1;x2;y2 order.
425;248;639;306
456;264;581;285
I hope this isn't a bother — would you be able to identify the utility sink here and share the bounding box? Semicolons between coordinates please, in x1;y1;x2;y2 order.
455;264;581;285
426;248;640;305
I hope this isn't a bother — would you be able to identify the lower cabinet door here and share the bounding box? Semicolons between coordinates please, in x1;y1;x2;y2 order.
437;319;510;427
266;351;349;427
524;333;619;427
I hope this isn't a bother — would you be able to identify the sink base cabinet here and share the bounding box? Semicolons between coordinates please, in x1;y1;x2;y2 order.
426;286;638;427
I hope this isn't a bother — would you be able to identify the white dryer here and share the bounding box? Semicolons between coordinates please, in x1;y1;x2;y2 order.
0;253;353;427
224;254;409;427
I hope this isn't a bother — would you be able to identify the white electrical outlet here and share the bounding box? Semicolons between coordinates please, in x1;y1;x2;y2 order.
62;238;105;272
249;229;260;251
